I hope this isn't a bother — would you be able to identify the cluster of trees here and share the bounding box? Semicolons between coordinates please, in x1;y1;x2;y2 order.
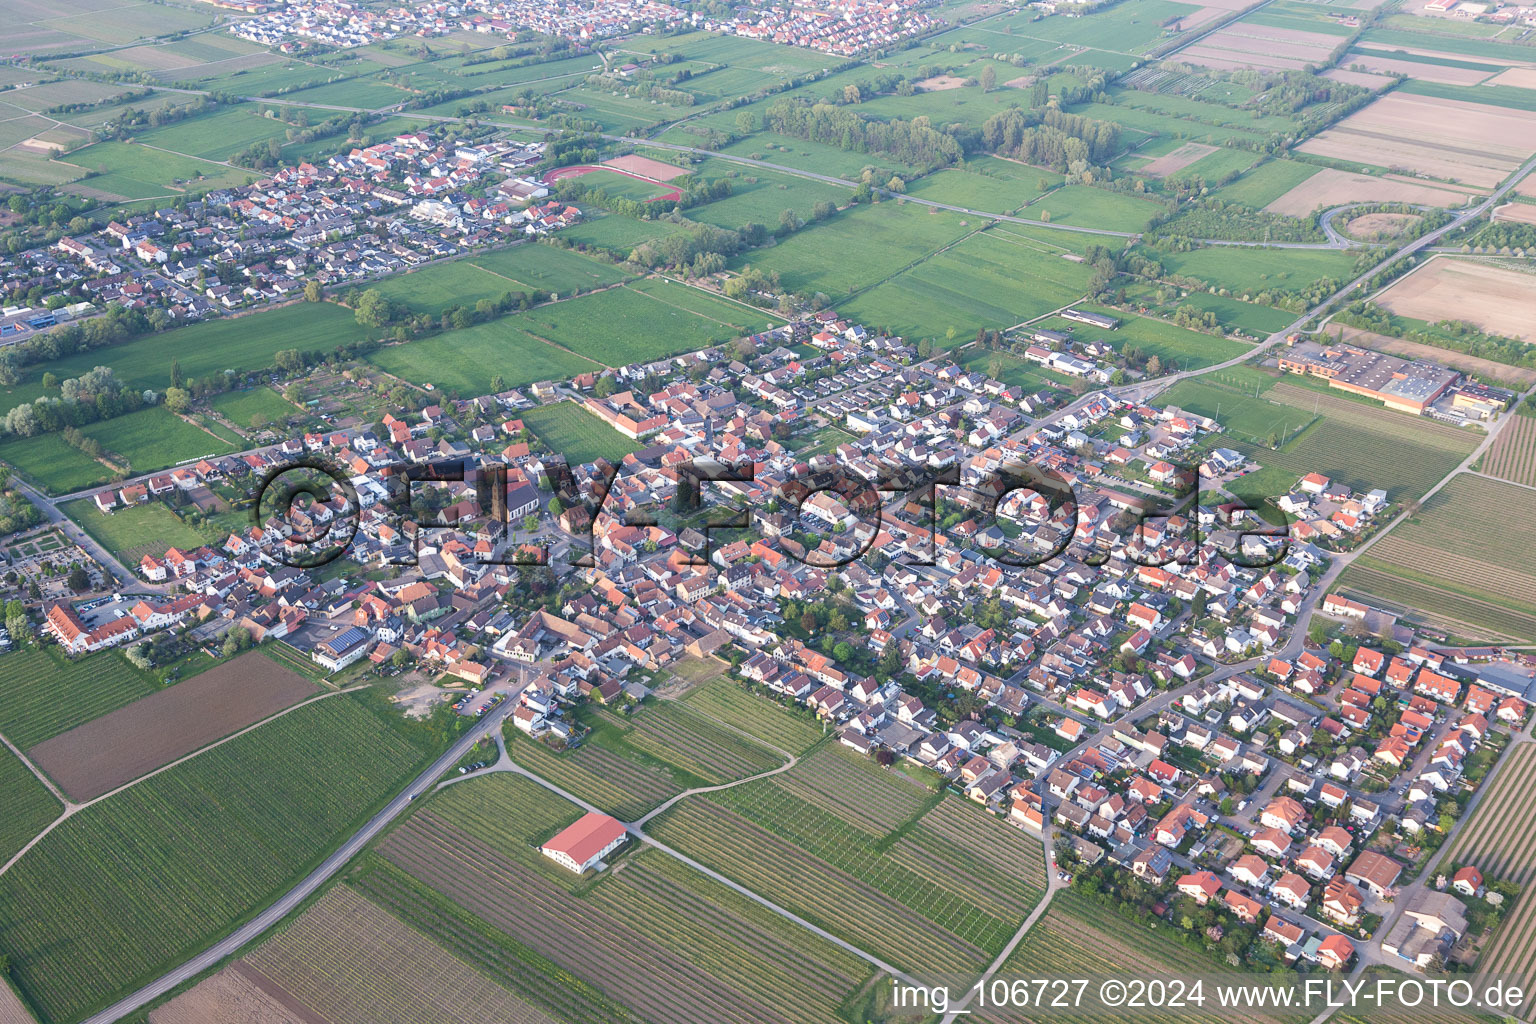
583;73;695;107
978;105;1119;174
97;95;217;143
765;99;964;171
4;599;30;643
2;366;147;438
1150;199;1326;245
628;219;749;271
1464;219;1536;253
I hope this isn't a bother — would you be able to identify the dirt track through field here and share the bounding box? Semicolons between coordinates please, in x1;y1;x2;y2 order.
28;651;316;802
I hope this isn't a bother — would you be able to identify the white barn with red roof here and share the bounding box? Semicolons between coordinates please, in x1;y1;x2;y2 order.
541;812;628;874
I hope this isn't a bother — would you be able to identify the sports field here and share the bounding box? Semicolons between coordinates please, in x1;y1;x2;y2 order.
521;401;642;466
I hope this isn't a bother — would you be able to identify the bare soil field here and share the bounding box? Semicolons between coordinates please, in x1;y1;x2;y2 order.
1322;67;1392;90
0;982;37;1024
1180;46;1311;71
1179;21;1338;70
1344;211;1422;239
149;967;311;1024
1493;201;1536;226
1488;67;1536;89
28;650;316;801
1344;53;1494;84
1267;167;1477;215
1140;142;1218;176
916;74;968;91
1375;257;1536;341
1329;324;1536;387
602;153;689;181
244;886;558;1024
1297;92;1536;188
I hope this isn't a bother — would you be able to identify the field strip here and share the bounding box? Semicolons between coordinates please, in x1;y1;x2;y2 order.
1469;470;1536;494
134;141;240;169
0;728;69;807
626;281;752;328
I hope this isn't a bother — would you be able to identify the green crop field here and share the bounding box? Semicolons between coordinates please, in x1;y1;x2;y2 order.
507;728;682;820
1153;246;1360;297
281;77;412;110
709;131;920;181
1211;159;1322;210
841;223;1096;340
648;743;1045;975
79;407;237;480
0;745;61;867
208;386;298;430
678;680;825;755
687;160;852;230
0;648;145;750
1343;474;1536;640
558;210;688;254
0;694;435;1024
65;498;213;566
363;245;625;317
368;322;604;396
519;279;776;365
906;160;1062;213
590;701;786;787
733;200;976;297
1027;185;1169;232
61;141;254;200
0;432;113;494
2;302;373;411
520;401;640;465
131;106;293;162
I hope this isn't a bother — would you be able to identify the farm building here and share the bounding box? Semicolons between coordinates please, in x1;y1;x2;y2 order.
541;811;628;874
1062;308;1120;330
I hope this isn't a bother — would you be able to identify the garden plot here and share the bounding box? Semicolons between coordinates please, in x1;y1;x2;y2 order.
1375;258;1536;341
1296;91;1536;187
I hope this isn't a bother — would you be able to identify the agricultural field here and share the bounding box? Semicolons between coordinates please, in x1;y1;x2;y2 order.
972;889;1309;1024
363;245;626;317
27;651;317;802
1374;258;1536;343
506;728;681;821
0;746;60;868
65;498;213;566
369;323;605;396
208;386;298;431
1;301;373;411
61;140;255;201
1440;743;1536;998
520;401;640;466
374;773;879;1024
677;680;825;755
1026;185;1169;232
602;702;786;785
1297;91;1536;188
0;694;435;1024
74;406;238;484
686;160;852;231
555;167;679;202
1483;412;1536;487
650;742;1046;976
215;886;558;1024
732;200;976;298
130;106;294;163
0;646;159;749
906;160;1061;214
0;432;113;495
841;223;1097;341
559;210;689;254
1344;474;1536;641
1152;246;1361;299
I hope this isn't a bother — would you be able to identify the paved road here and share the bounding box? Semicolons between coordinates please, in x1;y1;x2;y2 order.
77;690;526;1024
